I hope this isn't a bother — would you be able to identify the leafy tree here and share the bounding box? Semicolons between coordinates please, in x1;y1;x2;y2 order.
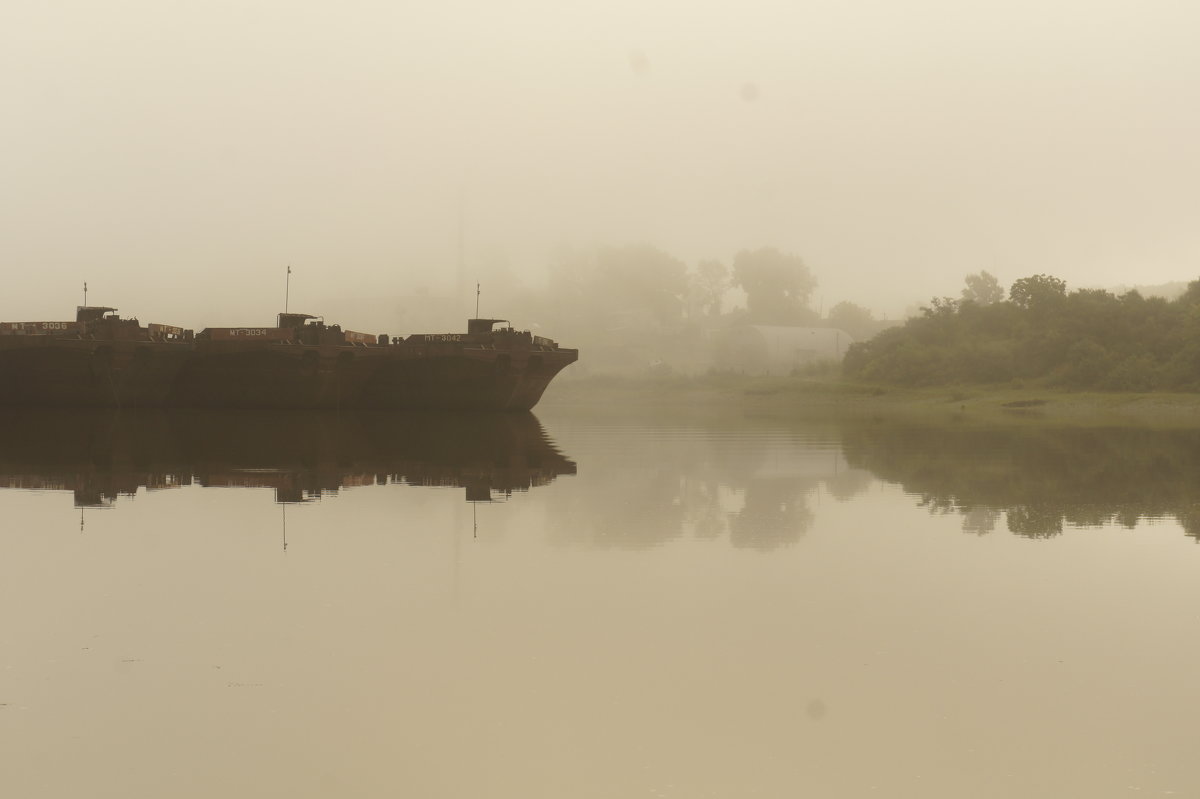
844;273;1200;389
826;301;876;341
549;244;688;328
693;259;729;317
921;297;960;317
1009;274;1067;309
961;270;1004;305
730;247;818;324
538;244;693;373
1179;278;1200;306
593;244;689;325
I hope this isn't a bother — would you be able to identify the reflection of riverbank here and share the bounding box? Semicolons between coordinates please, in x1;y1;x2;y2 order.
538;409;1200;550
538;414;874;551
0;410;575;507
839;421;1200;540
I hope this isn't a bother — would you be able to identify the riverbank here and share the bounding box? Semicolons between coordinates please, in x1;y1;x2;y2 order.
540;374;1200;426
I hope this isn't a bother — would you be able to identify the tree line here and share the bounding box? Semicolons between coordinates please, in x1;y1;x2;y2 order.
492;244;886;373
538;243;829;326
844;272;1200;390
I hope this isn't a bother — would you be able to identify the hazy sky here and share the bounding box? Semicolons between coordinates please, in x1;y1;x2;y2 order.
3;0;1197;327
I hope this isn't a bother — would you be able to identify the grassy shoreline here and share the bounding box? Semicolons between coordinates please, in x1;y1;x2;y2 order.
540;373;1200;426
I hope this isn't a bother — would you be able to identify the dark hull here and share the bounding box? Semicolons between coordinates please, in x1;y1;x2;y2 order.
357;351;564;410
0;339;191;408
0;339;575;411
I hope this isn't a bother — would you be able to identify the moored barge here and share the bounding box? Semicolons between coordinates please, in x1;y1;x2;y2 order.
0;306;577;410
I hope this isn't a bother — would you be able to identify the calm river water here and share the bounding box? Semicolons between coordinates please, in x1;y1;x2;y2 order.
2;407;1198;798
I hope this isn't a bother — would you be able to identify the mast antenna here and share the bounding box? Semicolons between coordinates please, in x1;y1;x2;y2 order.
83;281;88;307
476;283;480;318
285;265;291;313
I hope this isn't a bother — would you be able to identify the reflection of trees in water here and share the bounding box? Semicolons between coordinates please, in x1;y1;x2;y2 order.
707;436;870;550
680;475;725;542
588;468;689;550
544;437;699;550
824;468;874;501
840;422;1200;540
729;478;816;550
961;507;1002;536
546;428;871;551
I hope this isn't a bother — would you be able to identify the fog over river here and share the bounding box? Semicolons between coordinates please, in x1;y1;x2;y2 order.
5;1;1199;326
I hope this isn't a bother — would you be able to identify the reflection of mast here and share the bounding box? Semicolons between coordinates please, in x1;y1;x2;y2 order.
282;503;288;553
453;501;479;608
80;507;84;534
452;498;462;607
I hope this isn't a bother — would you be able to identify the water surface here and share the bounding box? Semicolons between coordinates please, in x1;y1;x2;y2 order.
2;408;1198;798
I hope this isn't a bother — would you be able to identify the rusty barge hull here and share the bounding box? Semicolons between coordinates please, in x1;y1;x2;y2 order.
0;309;577;411
170;343;572;410
0;339;193;407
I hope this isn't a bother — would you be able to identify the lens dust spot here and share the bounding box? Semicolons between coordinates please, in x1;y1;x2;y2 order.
628;49;651;78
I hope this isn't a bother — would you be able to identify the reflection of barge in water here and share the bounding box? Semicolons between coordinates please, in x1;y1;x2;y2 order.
0;409;575;506
0;306;577;410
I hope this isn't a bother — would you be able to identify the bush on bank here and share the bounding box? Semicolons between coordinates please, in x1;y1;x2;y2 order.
843;276;1200;391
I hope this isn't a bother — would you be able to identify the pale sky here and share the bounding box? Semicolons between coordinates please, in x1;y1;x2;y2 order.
2;0;1197;328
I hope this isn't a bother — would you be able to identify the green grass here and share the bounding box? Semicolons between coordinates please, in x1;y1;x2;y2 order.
541;373;1200;426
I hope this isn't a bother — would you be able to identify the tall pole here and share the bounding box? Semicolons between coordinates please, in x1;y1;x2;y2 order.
285;265;291;313
83;282;87;307
475;283;480;318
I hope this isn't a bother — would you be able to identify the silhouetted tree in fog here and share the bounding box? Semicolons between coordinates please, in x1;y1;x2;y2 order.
693;259;729;317
598;245;689;324
547;244;688;330
826;301;876;341
536;244;692;372
731;247;818;324
961;270;1004;305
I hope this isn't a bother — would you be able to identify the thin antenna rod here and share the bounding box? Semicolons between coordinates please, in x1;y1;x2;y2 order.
475;283;480;318
83;282;87;307
284;265;291;313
